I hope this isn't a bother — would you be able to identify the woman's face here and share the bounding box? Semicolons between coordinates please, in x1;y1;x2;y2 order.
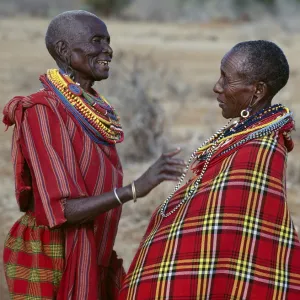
213;50;255;119
67;15;113;82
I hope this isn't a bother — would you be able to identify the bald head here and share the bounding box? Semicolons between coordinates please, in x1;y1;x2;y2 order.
45;10;100;61
45;10;112;85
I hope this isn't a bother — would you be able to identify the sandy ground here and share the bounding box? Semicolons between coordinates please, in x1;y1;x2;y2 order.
0;17;300;299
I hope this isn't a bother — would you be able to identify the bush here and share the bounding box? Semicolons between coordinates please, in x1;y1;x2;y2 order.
121;0;300;22
97;51;191;162
85;0;131;16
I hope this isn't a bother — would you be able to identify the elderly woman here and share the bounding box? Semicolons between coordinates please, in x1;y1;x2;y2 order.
119;40;300;299
2;10;185;300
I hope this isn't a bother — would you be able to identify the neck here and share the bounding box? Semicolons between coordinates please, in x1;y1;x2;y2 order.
74;75;95;94
57;64;95;94
250;100;272;116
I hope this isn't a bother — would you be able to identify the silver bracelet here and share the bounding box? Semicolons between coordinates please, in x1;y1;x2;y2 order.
113;188;122;205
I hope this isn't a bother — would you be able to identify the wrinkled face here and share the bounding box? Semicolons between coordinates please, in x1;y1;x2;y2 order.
213;50;255;119
68;15;113;82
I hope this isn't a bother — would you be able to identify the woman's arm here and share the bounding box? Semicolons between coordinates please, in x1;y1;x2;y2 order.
64;148;185;224
23;104;185;227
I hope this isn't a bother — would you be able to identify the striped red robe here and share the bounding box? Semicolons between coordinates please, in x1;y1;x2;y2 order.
3;83;124;299
120;120;300;299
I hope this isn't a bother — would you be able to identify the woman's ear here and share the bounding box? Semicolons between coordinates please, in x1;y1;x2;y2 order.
253;81;268;105
54;40;71;67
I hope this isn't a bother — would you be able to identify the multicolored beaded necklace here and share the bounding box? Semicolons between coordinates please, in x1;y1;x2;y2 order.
197;103;286;159
224;103;284;136
159;104;294;218
42;69;124;145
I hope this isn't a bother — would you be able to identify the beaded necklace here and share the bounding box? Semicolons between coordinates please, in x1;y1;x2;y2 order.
197;104;286;155
43;69;124;145
224;103;284;137
159;104;293;218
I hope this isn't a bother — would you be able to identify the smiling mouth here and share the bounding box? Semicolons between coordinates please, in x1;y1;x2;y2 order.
97;60;110;66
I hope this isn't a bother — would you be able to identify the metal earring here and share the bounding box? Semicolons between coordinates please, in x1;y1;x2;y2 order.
241;95;255;118
240;109;250;118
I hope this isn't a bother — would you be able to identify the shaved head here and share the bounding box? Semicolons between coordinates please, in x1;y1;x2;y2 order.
44;10;112;87
45;10;100;65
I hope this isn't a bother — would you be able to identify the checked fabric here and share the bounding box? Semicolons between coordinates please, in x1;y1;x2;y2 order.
120;131;300;300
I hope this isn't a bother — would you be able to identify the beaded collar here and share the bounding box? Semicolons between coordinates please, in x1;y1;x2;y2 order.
196;104;287;158
224;103;285;137
159;104;294;218
41;69;124;145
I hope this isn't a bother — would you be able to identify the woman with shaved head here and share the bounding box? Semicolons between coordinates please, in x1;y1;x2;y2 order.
2;10;185;299
120;41;300;299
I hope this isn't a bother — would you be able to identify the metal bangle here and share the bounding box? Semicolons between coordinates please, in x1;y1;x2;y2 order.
113;188;122;205
131;181;137;203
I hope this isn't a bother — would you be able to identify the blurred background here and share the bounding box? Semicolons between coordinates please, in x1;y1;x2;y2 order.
1;0;300;298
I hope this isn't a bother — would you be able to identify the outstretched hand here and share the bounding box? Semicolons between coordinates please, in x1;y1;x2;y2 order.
134;148;185;198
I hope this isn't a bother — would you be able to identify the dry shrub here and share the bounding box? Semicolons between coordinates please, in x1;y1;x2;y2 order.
97;51;191;162
122;0;300;23
84;0;131;16
0;0;82;17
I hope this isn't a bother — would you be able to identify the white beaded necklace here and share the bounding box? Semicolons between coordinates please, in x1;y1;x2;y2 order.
159;108;292;218
159;119;233;218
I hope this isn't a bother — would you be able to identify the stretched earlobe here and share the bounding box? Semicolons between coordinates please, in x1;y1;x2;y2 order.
55;41;70;67
54;41;75;79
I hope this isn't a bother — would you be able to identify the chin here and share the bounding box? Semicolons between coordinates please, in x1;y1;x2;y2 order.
221;110;230;119
94;72;109;81
221;109;237;119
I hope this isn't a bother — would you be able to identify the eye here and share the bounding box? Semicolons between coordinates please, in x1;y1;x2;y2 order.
92;36;111;44
92;37;102;43
221;72;228;83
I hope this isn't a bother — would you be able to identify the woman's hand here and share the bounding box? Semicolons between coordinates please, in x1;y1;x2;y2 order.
134;148;185;198
64;148;185;224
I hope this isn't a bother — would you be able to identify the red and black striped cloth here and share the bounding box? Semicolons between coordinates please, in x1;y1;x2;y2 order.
3;76;124;299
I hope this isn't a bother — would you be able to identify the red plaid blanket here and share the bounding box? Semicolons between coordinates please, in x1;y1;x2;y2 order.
120;128;300;299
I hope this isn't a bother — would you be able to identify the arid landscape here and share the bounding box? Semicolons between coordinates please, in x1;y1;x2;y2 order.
0;17;300;299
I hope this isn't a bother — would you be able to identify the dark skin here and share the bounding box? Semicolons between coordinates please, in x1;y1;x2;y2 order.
64;148;185;225
55;14;112;93
213;50;271;119
47;13;186;225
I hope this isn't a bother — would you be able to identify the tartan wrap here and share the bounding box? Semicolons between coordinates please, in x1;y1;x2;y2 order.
120;132;300;300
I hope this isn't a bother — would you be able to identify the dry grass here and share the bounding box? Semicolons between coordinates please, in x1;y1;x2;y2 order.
0;17;300;299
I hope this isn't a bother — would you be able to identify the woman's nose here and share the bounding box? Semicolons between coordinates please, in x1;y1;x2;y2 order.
213;79;223;94
102;43;113;56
